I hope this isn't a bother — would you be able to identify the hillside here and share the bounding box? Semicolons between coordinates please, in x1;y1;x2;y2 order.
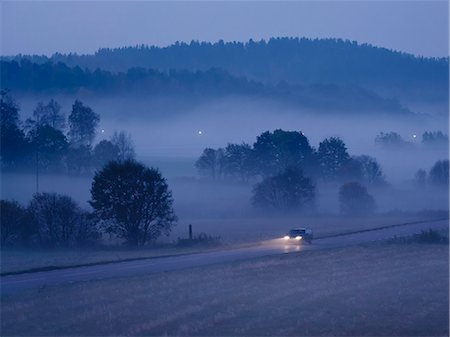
4;37;448;102
0;59;411;115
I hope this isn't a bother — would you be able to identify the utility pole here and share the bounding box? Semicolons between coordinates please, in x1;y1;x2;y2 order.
35;145;39;193
35;109;40;194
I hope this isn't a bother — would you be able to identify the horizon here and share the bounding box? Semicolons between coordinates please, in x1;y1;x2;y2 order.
3;36;449;60
1;1;448;58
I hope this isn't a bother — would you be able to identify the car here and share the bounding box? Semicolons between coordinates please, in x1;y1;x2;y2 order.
283;228;313;244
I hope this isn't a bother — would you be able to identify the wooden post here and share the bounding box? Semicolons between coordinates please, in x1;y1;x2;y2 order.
189;224;193;240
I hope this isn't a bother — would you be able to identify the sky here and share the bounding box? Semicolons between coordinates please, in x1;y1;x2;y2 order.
1;1;449;58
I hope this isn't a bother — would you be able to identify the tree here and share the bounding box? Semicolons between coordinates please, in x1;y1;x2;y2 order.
25;100;65;131
252;129;315;177
374;132;414;150
27;125;68;171
90;160;177;246
93;140;119;168
222;143;254;181
0;200;28;246
66;145;92;174
317;137;350;180
195;148;225;180
428;160;449;188
28;193;96;247
422;131;448;148
337;158;363;183
68;100;100;147
111;131;135;161
353;155;386;185
0;90;30;168
252;167;315;211
339;182;376;215
414;169;427;189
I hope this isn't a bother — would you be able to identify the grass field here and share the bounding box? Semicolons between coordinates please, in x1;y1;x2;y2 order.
1;241;448;336
0;245;213;275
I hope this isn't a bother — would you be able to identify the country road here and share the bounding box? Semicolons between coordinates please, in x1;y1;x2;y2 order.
1;219;448;295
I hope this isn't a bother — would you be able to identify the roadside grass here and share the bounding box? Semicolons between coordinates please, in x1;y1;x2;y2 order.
175;213;445;243
1;213;445;275
1;242;448;336
389;229;449;245
0;245;214;275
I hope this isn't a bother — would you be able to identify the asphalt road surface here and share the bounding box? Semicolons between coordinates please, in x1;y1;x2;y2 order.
1;219;448;295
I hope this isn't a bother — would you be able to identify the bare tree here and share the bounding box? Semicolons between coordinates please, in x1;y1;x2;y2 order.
111;131;135;161
195;148;225;180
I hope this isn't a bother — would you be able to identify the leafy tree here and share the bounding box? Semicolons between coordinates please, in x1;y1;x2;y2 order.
0;90;29;168
28;193;96;247
222;143;254;181
339;182;376;215
25;100;65;131
195;148;225;180
422;131;448;148
66;145;92;174
0;200;28;246
353;155;386;185
111;131;135;161
428;159;449;188
252;129;315;177
93;140;119;168
414;169;427;189
252;167;315;211
317;137;350;180
375;132;414;149
337;158;363;183
27;125;68;171
90;160;177;246
68;100;100;147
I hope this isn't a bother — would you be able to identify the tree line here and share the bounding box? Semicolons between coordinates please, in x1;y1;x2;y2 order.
0;90;135;174
196;129;449;214
1;160;176;248
0;60;410;115
6;37;447;102
196;129;386;185
375;131;449;150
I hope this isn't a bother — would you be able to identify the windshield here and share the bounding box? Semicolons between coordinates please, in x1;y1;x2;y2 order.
289;229;305;235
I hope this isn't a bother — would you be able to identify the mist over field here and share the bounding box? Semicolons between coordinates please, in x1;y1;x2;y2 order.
3;90;448;242
1;1;449;336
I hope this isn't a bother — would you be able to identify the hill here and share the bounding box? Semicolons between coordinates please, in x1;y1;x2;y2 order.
5;37;448;103
0;59;411;115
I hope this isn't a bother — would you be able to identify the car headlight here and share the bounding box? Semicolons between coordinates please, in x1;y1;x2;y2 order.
295;236;302;240
284;236;290;240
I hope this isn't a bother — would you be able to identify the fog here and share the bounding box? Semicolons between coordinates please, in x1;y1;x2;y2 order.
2;93;448;243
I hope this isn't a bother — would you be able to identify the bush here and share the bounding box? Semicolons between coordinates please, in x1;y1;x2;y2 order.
390;229;449;244
0;200;30;246
177;233;221;247
28;193;98;247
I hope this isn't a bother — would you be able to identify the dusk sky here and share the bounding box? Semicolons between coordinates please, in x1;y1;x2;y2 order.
1;1;449;57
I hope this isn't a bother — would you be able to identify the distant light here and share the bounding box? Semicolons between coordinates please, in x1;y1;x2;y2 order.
412;134;417;139
198;130;203;135
101;129;105;133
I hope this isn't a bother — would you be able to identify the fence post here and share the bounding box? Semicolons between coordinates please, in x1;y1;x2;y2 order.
189;224;193;240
